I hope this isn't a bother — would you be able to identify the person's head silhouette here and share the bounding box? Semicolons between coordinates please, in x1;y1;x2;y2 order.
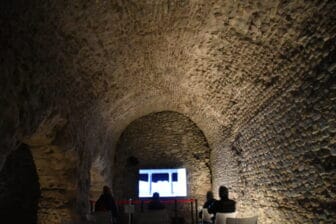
152;192;160;200
148;192;165;210
103;185;112;195
206;191;214;201
219;186;229;200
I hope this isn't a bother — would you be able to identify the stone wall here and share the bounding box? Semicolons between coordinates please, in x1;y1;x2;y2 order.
212;60;336;223
31;145;78;224
21;114;84;224
113;111;211;221
1;1;335;223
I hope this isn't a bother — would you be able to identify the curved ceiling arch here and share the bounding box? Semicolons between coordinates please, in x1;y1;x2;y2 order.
113;110;212;201
98;88;224;154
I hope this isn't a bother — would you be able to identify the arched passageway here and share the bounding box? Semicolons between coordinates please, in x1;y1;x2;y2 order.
0;144;40;223
113;111;211;223
0;0;335;223
113;111;211;201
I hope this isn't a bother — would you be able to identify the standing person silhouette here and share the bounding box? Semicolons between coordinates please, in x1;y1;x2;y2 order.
208;186;236;221
95;186;118;224
148;192;165;210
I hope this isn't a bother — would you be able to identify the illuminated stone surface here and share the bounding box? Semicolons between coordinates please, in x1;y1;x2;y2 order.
0;0;335;223
113;111;211;198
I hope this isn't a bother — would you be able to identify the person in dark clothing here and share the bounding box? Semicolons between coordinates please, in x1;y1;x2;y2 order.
203;191;216;209
208;186;236;222
199;191;216;219
95;186;118;224
148;192;165;210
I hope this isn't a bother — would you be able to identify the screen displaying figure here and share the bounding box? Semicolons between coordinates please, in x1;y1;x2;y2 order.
138;168;187;198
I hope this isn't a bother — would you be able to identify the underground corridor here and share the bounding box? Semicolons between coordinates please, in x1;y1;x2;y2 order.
1;0;336;224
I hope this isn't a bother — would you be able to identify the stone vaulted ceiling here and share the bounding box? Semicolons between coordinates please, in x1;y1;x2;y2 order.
2;0;335;154
0;0;336;223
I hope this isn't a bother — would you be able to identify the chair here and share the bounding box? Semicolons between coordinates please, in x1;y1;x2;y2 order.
135;209;170;224
226;216;258;224
215;212;237;224
201;208;213;224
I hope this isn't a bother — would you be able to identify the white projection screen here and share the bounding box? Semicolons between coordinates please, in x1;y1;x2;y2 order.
138;168;187;198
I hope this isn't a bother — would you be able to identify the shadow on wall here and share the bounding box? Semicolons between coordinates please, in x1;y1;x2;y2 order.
0;144;41;223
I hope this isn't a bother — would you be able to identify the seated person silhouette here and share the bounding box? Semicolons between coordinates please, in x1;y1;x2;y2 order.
148;192;165;210
208;186;236;222
199;191;216;219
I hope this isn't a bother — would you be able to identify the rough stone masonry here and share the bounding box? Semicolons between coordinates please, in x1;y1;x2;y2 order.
0;0;335;223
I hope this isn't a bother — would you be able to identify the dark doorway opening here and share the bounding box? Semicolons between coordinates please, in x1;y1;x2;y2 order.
0;144;41;224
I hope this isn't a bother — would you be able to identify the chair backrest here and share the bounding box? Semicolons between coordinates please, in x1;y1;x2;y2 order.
201;208;213;223
136;209;170;224
226;216;258;224
215;212;237;224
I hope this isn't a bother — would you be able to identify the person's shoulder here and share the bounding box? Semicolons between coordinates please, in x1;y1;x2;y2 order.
102;193;113;199
211;199;221;207
96;194;104;201
210;198;216;203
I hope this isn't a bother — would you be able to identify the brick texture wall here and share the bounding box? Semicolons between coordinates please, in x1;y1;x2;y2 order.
212;67;336;223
